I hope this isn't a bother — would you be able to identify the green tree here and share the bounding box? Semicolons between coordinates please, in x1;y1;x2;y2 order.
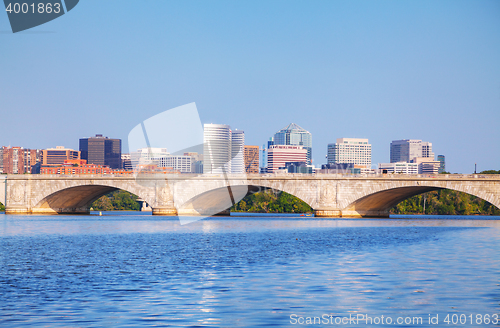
480;170;500;174
92;196;113;211
0;202;5;212
391;188;500;216
91;190;140;211
231;190;313;213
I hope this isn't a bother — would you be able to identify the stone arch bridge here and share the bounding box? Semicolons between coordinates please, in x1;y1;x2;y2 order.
1;174;499;217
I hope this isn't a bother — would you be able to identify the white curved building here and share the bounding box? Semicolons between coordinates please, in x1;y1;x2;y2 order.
203;124;245;174
203;124;231;174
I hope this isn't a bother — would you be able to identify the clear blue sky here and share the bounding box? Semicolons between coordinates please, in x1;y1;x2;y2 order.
1;0;499;173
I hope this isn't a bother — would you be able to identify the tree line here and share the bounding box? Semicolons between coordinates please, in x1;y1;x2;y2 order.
91;190;140;211
391;189;500;216
230;189;313;213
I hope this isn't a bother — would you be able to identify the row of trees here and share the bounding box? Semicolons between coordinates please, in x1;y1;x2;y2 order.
91;190;141;211
230;189;313;213
391;189;500;216
391;170;499;215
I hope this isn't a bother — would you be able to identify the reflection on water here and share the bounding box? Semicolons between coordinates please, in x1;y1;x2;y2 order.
1;213;499;327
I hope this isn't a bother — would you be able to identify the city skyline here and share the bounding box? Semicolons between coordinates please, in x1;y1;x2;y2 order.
1;1;499;173
2;131;445;172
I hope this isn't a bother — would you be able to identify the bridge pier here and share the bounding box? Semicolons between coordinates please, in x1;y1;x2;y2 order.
152;206;178;216
314;208;390;218
5;206;30;215
314;209;341;218
340;210;390;218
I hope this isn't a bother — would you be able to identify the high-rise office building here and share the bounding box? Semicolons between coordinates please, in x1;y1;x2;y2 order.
437;155;445;173
327;138;372;168
267;145;307;173
203;124;245;174
273;123;312;165
42;146;80;165
390;139;434;163
203;124;231;174
79;134;122;169
230;130;245;174
244;145;259;174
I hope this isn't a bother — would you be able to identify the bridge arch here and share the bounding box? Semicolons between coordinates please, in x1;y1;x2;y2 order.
33;185;138;214
340;179;500;217
176;183;313;215
174;178;317;216
341;186;442;217
30;180;157;215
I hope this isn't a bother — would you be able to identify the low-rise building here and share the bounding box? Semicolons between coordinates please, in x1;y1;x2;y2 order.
411;157;441;175
121;154;132;170
378;162;418;174
284;161;313;174
42;146;80;165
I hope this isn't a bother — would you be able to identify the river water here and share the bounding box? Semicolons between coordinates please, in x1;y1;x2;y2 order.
1;212;499;327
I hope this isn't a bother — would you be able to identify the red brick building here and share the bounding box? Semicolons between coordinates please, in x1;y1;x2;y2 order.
244;145;260;174
40;160;177;175
1;146;41;174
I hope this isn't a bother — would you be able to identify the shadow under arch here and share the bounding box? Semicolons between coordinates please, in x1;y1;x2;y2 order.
344;186;443;217
33;185;141;215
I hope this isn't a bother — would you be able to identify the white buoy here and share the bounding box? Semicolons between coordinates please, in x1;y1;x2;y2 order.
99;211;102;216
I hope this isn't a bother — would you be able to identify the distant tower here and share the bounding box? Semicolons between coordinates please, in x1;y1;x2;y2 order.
437;155;445;173
273;123;312;164
230;130;245;174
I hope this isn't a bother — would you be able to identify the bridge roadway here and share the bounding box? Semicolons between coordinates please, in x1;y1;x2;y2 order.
1;173;499;217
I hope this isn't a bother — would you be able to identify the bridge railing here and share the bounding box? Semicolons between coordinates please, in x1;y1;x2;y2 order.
4;173;500;180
